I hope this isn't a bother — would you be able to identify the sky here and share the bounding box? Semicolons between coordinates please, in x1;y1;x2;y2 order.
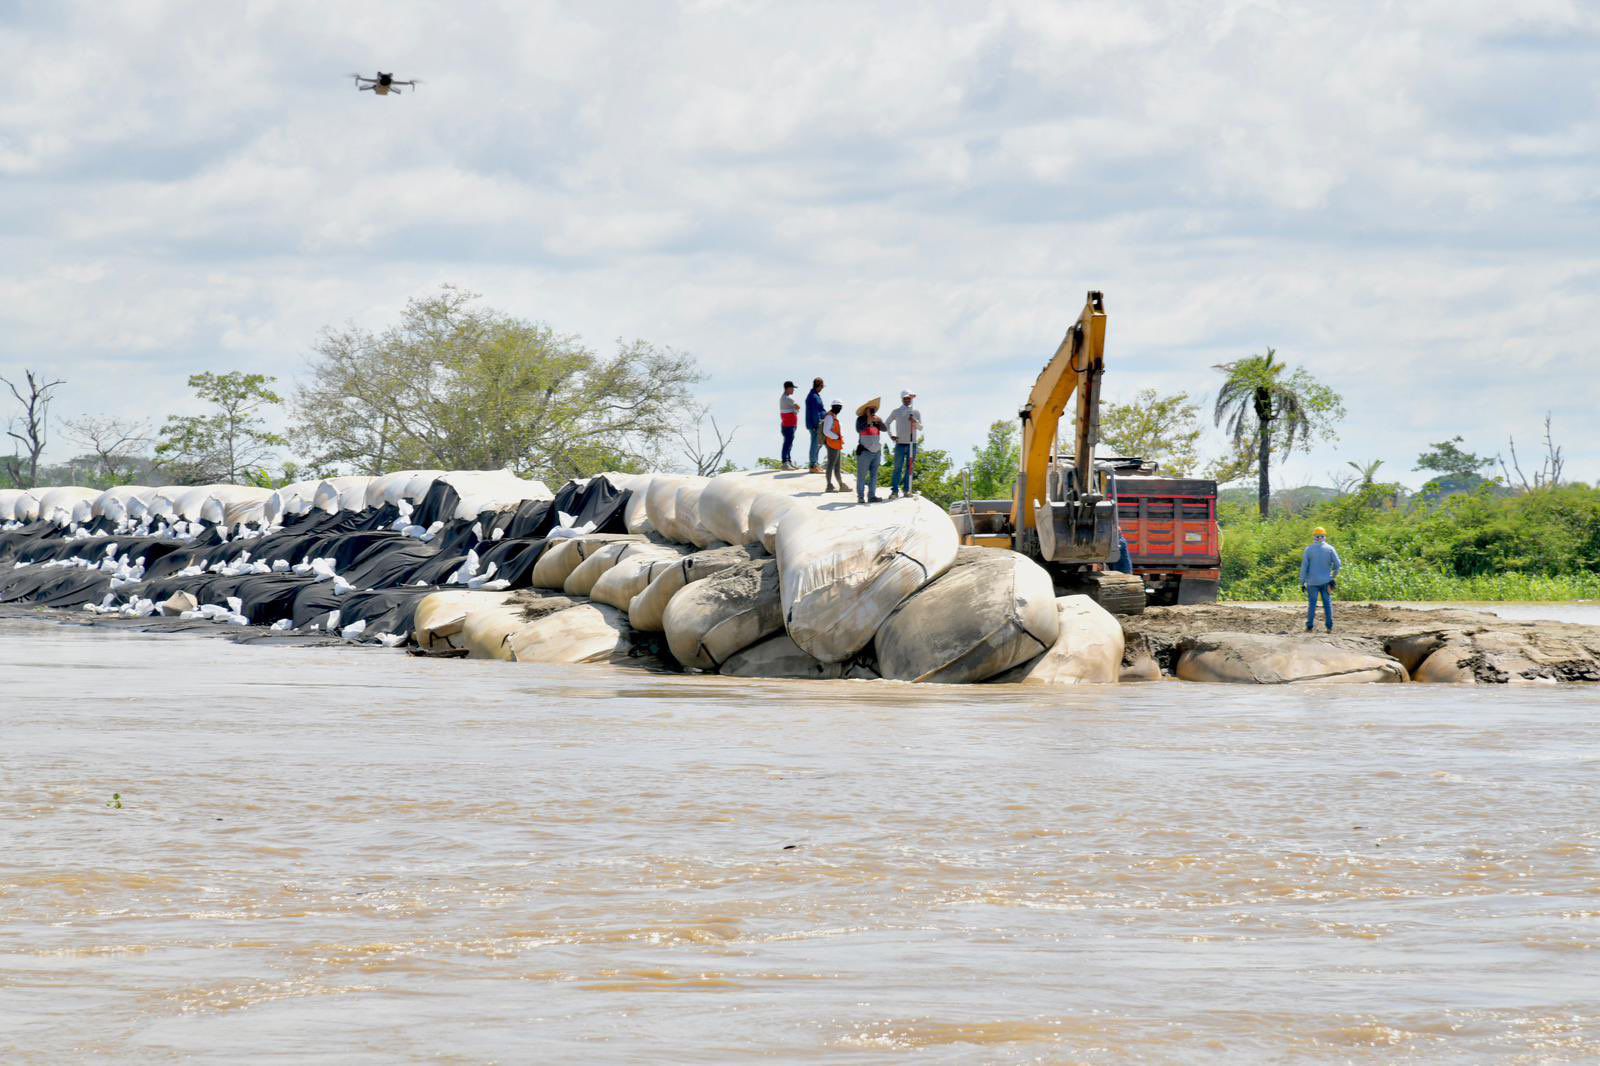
2;0;1597;487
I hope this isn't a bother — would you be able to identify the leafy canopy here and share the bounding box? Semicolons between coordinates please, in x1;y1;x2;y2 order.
293;287;701;483
155;371;286;484
1099;388;1203;475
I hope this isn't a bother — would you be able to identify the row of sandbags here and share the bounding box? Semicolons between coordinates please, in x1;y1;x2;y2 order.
1;469;555;529
419;467;1124;683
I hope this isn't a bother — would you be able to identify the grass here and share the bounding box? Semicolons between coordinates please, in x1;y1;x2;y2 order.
1222;563;1600;603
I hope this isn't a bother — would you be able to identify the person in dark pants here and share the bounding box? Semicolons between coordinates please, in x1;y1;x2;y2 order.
778;381;799;469
804;377;826;473
854;398;886;503
1300;526;1342;632
1112;534;1134;574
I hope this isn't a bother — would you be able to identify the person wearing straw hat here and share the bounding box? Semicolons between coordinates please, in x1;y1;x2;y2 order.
854;397;887;503
1300;526;1341;632
820;399;848;492
884;389;921;499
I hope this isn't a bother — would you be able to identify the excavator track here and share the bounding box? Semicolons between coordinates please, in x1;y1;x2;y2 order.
1058;570;1146;616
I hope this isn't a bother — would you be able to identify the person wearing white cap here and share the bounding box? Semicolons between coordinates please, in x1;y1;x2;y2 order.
820;399;848;492
885;389;922;499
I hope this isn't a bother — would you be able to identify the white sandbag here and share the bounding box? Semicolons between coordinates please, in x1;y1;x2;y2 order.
700;469;832;546
90;486;153;522
588;547;686;611
776;496;959;664
462;598;532;661
530;534;642;590
508;603;631;664
363;469;445;510
663;560;784;671
414;590;512;653
673;481;725;549
718;634;851;679
627;544;768;632
994;595;1124;685
875;548;1059;683
36;486;101;525
563;541;632;597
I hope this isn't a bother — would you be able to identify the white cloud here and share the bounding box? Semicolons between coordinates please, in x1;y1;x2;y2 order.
0;0;1596;484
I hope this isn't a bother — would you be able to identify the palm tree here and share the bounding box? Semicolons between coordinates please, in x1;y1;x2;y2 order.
1212;349;1313;517
1347;458;1384;489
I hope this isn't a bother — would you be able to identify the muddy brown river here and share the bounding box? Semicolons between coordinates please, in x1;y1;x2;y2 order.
2;607;1598;1061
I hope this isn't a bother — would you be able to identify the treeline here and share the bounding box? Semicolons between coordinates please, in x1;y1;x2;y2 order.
1220;483;1600;601
1;288;701;491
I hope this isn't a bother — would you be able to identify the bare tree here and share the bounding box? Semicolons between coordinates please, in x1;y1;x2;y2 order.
1499;413;1566;492
674;407;738;476
3;370;65;489
61;414;151;485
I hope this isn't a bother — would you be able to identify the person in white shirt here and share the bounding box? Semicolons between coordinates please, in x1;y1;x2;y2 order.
778;381;800;469
885;390;922;498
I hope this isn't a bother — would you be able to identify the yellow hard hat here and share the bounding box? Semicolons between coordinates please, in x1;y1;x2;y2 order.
1313;527;1327;536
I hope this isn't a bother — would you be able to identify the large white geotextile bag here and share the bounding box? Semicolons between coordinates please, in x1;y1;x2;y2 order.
36;486;99;525
11;490;42;522
89;486;151;522
314;475;377;513
0;489;23;521
874;548;1060;683
563;541;632;597
673;482;725;549
414;590;511;653
531;534;643;590
699;469;831;546
662;560;783;671
718;634;850;679
776;496;959;664
627;544;768;632
995;596;1125;685
587;546;685;610
507;603;630;664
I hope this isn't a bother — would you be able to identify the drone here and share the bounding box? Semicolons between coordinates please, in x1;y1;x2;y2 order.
351;72;419;96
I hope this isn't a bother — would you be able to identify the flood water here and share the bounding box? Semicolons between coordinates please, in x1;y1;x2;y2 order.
3;609;1598;1062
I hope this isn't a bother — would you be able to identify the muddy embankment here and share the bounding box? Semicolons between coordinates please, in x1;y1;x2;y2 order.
1121;604;1600;684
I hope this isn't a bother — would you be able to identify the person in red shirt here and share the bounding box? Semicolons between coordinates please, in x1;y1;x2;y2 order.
778;381;800;469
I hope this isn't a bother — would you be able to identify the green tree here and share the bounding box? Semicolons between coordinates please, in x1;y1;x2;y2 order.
293;287;701;483
966;420;1020;500
1213;348;1345;517
1415;435;1495;496
1099;388;1203;475
155;372;286;484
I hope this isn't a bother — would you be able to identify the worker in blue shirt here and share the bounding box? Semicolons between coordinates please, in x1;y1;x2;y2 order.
1300;526;1342;632
804;377;826;474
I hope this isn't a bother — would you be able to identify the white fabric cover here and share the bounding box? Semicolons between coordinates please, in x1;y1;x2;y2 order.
144;485;188;520
995;596;1125;685
875;548;1060;683
365;469;445;510
441;470;554;520
220;487;274;527
312;475;376;513
10;491;41;522
699;469;830;546
775;496;959;664
36;486;100;525
90;486;154;522
0;489;26;521
265;479;324;524
662;560;783;671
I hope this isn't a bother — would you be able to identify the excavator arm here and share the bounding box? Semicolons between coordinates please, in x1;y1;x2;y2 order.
1012;291;1117;564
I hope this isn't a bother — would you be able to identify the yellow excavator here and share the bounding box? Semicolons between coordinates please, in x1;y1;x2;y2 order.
949;290;1147;615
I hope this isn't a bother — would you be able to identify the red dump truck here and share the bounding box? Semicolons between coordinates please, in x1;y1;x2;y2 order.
1110;469;1221;605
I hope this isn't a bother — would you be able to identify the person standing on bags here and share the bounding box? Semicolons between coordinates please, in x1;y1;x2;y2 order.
885;390;921;499
820;399;847;492
778;381;800;469
1300;526;1342;632
855;398;886;504
804;377;826;473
